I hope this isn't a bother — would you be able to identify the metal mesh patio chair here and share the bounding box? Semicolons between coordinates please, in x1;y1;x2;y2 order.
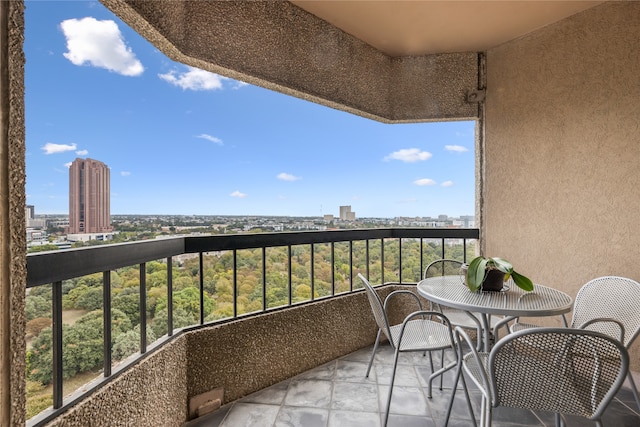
358;273;457;427
425;259;508;350
510;276;640;411
446;326;629;427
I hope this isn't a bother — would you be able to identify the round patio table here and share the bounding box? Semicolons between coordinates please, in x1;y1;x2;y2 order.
417;275;573;351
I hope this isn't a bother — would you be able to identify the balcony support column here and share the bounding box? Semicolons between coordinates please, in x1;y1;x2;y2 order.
0;0;26;425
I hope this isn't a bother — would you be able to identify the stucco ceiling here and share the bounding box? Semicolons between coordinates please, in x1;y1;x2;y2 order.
290;1;604;56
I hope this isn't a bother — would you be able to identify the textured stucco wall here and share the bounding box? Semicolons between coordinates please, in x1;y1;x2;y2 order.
185;284;425;404
43;338;188;427
100;0;479;123
484;1;640;369
41;284;424;426
1;0;26;425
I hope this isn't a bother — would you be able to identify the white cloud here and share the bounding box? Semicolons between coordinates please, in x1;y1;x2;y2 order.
230;190;247;198
159;66;226;91
42;142;77;154
64;162;72;168
195;134;223;145
384;148;432;163
441;180;454;187
60;17;144;76
76;149;88;155
232;81;249;89
277;172;301;182
414;178;436;186
121;171;131;177
445;145;468;153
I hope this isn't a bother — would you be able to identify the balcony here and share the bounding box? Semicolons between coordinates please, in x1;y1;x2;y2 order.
3;1;640;426
189;345;640;427
27;227;640;426
27;228;480;426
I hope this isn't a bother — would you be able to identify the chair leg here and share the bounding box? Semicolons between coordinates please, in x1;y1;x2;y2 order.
366;329;382;378
626;371;640;412
383;346;401;427
427;359;457;398
444;357;477;427
477;394;492;427
439;349;445;390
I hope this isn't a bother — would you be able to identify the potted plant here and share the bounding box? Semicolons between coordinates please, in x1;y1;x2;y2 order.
463;256;534;292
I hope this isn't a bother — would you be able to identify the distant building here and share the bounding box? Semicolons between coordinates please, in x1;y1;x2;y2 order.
25;205;42;228
25;205;34;220
339;205;356;221
68;158;113;234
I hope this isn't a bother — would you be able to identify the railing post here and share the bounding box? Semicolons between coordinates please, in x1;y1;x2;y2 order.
167;256;173;336
199;252;204;324
287;245;292;306
261;247;266;310
52;281;63;409
310;244;315;301
398;238;402;284
349;240;353;291
365;240;370;279
420;238;424;279
330;242;335;295
463;239;467;263
139;263;147;354
232;250;237;318
103;271;111;377
381;238;385;284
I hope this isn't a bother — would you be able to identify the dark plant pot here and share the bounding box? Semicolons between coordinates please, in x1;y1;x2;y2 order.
481;269;506;292
461;264;506;292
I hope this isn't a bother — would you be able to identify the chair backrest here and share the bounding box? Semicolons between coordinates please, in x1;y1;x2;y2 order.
490;327;629;421
358;273;392;342
571;276;640;348
424;259;463;279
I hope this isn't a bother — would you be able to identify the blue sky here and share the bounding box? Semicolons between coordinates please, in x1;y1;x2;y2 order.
25;1;476;218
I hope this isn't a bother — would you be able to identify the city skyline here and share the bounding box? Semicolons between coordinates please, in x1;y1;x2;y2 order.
25;1;476;219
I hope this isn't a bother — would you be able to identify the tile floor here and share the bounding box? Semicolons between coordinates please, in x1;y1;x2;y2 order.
185;344;640;427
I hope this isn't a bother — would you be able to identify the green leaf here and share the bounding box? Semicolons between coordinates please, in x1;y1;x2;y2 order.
491;257;513;274
511;271;534;292
466;257;488;292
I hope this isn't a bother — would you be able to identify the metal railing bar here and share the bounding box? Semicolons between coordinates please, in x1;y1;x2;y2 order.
420;238;424;279
167;257;173;336
232;249;237;318
52;281;63;409
365;239;370;279
463;239;467;263
103;271;111;377
27;229;479;288
262;247;267;310
398;238;403;284
330;242;335;296
199;252;204;325
27;238;185;287
139;263;147;354
349;240;353;292
310;243;315;301
184;228;478;253
381;238;385;284
287;245;292;306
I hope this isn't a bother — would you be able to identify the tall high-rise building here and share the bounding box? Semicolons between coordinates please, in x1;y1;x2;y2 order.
68;158;112;234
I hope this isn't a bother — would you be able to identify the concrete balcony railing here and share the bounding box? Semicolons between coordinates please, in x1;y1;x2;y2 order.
26;228;478;426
